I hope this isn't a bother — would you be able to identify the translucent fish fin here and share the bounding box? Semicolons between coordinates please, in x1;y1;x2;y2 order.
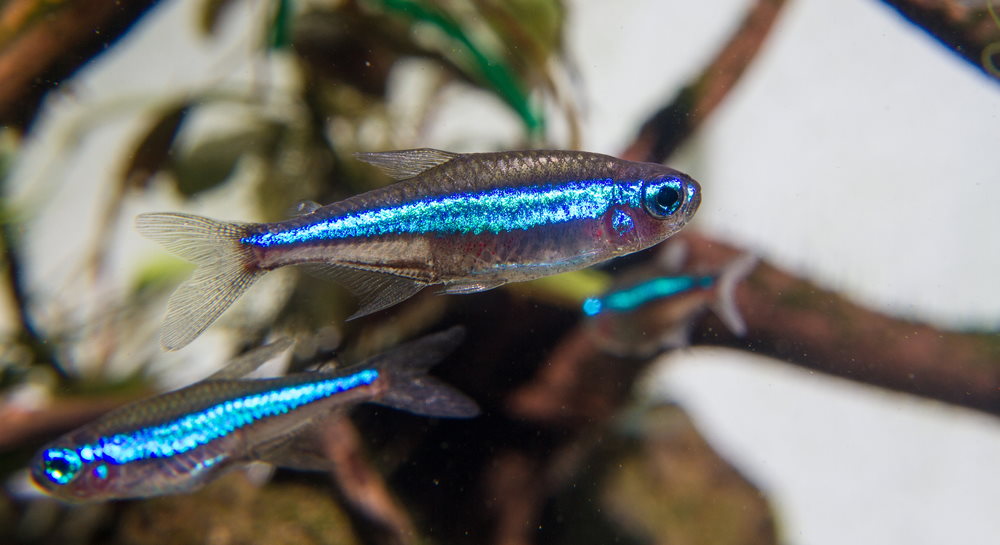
378;375;480;418
135;212;263;350
254;428;332;472
711;254;758;337
438;280;505;295
353;148;461;180
304;264;426;320
367;326;479;418
289;200;322;217
206;338;293;380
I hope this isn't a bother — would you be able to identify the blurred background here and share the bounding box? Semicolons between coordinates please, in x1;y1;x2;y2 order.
1;0;998;544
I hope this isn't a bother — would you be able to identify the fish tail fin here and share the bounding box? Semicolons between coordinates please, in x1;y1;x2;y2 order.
371;326;480;418
711;254;758;337
135;212;263;351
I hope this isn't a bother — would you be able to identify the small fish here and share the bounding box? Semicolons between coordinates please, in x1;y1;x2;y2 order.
583;249;757;357
30;327;478;501
137;149;701;350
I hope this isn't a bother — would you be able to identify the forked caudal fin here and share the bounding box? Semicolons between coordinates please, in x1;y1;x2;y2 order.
368;326;480;418
135;212;262;351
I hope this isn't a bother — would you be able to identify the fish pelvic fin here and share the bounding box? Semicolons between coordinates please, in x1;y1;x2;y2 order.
711;254;759;337
353;148;461;180
135;212;263;351
369;326;480;418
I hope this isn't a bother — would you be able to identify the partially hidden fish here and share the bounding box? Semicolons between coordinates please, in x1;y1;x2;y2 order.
583;247;757;357
30;327;478;501
136;149;702;350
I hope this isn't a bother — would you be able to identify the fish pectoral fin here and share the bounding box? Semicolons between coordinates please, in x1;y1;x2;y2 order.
304;264;426;320
438;280;505;295
353;148;461;180
206;337;294;380
711;253;758;337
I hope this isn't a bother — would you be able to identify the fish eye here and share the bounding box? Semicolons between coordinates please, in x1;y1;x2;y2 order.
42;448;82;486
642;179;684;219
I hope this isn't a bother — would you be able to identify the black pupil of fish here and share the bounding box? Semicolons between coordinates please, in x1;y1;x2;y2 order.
46;458;69;474
655;187;680;212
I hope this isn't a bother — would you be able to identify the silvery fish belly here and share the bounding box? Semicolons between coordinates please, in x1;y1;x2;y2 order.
137;149;702;350
29;328;478;501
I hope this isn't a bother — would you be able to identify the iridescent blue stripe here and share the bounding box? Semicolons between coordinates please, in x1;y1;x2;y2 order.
242;179;644;247
77;369;379;466
583;276;714;316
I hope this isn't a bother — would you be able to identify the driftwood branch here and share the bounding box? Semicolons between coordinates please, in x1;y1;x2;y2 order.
0;0;162;129
621;0;789;163
877;0;1000;82
681;232;1000;416
616;0;999;418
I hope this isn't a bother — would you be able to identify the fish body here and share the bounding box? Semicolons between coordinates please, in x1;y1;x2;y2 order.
137;149;701;350
584;252;757;357
30;328;478;501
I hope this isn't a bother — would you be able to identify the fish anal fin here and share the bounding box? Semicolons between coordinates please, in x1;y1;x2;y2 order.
438;280;505;295
303;264;426;320
353;148;461;180
252;427;332;472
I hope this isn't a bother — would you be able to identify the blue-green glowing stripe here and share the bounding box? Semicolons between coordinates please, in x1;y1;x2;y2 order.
583;276;715;316
81;369;379;466
242;179;644;247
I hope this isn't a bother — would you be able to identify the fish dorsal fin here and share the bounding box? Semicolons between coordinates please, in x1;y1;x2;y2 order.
206;337;294;380
293;200;322;216
353;148;461;180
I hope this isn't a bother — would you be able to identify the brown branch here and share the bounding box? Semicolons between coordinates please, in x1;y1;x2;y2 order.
622;0;789;163
0;0;162;129
319;417;418;545
877;0;1000;82
614;0;999;417
512;230;1000;422
0;197;61;376
679;232;1000;416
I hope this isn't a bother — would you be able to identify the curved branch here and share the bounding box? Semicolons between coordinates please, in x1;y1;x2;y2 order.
622;0;789;163
877;0;1000;82
681;232;1000;416
0;0;162;129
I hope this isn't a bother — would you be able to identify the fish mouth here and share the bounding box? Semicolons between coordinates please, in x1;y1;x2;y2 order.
683;180;702;221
